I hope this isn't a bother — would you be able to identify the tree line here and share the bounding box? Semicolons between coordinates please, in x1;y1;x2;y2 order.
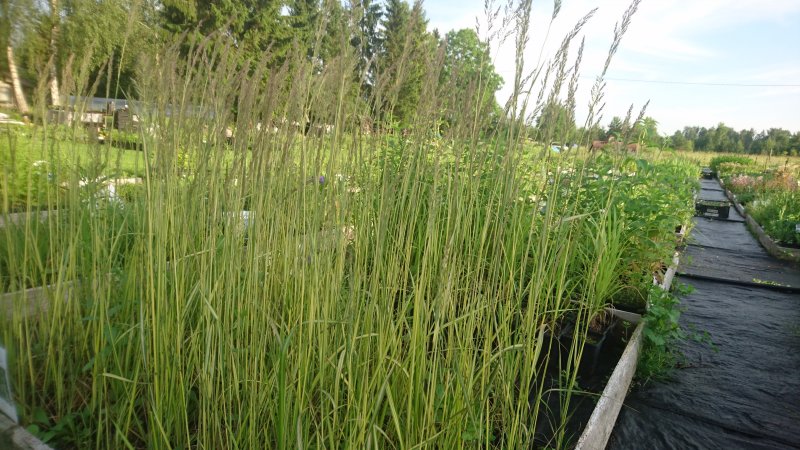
0;0;503;130
667;124;800;156
8;0;791;156
580;114;800;156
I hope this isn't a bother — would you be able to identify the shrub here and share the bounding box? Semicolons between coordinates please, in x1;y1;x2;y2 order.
708;155;754;173
748;191;800;245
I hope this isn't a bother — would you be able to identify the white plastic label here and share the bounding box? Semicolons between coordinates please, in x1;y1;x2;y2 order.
0;346;17;422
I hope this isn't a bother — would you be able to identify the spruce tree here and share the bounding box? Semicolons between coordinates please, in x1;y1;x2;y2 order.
378;0;430;126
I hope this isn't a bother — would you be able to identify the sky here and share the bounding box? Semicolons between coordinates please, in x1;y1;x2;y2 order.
424;0;800;135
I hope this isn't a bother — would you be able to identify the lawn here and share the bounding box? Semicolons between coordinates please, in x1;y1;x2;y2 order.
3;125;147;177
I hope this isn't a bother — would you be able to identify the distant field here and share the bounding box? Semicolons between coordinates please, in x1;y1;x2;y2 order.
677;150;800;170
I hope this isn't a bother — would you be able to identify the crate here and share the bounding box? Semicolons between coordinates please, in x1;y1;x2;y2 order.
695;200;730;219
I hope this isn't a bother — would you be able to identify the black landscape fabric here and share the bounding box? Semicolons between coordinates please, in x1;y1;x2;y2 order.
689;218;761;252
699;179;725;191
680;244;800;290
610;278;800;450
725;204;747;222
611;200;800;449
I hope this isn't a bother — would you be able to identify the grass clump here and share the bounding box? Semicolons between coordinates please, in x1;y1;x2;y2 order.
0;1;702;448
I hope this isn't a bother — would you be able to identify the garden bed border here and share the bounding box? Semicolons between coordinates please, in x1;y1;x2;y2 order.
574;225;684;450
0;177;142;230
718;179;800;263
0;284;72;320
0;413;52;450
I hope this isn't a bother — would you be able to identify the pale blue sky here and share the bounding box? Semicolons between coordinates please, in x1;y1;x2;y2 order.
424;0;800;135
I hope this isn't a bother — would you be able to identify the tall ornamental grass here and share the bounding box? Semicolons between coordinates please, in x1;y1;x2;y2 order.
0;1;664;448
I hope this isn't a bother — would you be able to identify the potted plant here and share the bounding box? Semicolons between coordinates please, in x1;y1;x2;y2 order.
583;310;619;371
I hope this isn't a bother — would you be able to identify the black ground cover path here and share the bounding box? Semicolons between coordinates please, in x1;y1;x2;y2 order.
609;179;800;450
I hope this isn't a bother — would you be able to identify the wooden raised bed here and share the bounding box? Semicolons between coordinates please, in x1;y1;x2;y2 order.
574;227;684;450
0;412;52;450
718;179;800;263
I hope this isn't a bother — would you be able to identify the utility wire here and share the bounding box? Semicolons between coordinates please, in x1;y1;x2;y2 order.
583;76;800;88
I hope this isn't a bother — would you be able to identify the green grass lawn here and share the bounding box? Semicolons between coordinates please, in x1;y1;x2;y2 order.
2;125;147;211
3;126;147;177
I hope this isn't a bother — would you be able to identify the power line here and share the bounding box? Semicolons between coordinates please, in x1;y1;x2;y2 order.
583;76;800;88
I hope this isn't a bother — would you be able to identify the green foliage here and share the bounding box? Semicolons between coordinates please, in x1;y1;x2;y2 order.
161;0;292;65
672;124;800;155
749;190;800;245
0;1;688;448
114;182;145;203
2;126;702;448
350;0;383;96
0;130;63;211
636;117;660;147
607;116;623;139
3;129;146;187
571;155;698;311
638;283;688;382
535;101;575;144
638;282;716;383
709;155;755;174
378;0;432;125
13;0;161;100
0;217;52;291
438;28;503;134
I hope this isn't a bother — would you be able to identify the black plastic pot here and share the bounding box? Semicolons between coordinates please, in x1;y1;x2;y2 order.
583;318;618;373
557;315;619;374
695;200;730;219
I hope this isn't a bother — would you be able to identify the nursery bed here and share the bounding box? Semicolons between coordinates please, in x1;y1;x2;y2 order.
534;319;635;448
715;177;800;263
0;156;700;448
